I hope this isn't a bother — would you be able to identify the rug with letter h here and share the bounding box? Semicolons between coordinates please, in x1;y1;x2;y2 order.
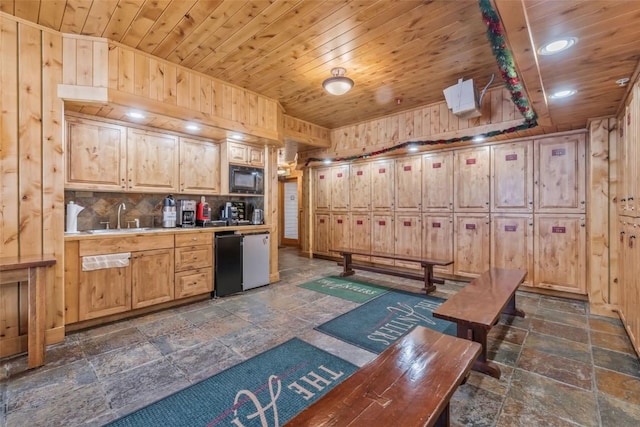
107;338;357;427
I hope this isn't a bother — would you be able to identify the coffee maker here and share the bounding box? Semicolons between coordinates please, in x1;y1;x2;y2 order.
220;202;238;225
177;200;196;227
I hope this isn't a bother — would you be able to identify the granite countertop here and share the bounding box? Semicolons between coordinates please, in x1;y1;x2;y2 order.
64;224;270;240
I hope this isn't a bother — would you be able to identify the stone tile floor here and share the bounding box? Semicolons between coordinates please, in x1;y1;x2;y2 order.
2;247;640;426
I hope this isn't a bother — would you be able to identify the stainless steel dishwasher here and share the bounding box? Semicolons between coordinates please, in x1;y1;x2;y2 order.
242;232;270;290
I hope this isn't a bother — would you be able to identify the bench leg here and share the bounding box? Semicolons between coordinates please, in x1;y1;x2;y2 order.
422;264;436;294
503;294;525;318
434;403;450;427
339;253;355;277
469;324;501;379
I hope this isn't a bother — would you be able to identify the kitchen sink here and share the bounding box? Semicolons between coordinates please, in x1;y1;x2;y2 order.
86;227;153;234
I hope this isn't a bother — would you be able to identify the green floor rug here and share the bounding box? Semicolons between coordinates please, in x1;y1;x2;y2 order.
107;338;357;427
316;290;457;354
298;275;388;303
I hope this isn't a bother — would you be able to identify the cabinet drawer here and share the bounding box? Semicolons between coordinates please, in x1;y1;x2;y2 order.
175;232;213;247
175;268;213;298
175;245;212;271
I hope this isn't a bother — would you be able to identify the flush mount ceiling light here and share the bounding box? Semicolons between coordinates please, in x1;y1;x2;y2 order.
322;67;354;96
538;37;577;56
549;89;577;100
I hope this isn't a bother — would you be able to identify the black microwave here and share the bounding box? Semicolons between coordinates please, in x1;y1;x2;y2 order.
229;165;264;194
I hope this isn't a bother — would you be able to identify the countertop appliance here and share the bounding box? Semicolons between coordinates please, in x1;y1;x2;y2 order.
162;195;176;228
220;202;238;225
196;196;211;226
251;209;264;225
229;165;264;194
214;232;243;297
177;200;196;227
242;232;270;290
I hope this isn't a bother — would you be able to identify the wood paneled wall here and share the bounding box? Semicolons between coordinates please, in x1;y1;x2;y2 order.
60;35;281;142
283;115;331;148
301;87;525;162
0;14;65;356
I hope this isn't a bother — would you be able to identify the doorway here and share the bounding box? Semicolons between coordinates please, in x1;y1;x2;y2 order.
279;177;300;247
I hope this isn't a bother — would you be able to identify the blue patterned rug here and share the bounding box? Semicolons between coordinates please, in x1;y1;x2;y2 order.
316;290;457;354
107;338;357;426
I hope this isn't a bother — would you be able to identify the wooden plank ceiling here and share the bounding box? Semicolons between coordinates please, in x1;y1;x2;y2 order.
2;0;640;132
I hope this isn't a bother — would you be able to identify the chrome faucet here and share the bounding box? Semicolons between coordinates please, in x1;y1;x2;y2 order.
117;202;126;229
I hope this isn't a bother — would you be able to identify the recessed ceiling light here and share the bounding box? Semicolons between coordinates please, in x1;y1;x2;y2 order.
230;133;244;140
539;37;577;56
472;135;485;142
185;123;201;131
323;159;332;165
127;111;146;119
408;145;418;152
549;89;577;100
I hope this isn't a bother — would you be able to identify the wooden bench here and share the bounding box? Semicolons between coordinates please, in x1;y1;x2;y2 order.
285;326;481;427
0;255;56;368
433;268;526;379
335;250;453;294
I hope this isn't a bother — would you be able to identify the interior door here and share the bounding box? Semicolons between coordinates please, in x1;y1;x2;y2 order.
280;177;300;246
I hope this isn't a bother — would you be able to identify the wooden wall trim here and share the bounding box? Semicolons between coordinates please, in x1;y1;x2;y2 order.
283;115;331;148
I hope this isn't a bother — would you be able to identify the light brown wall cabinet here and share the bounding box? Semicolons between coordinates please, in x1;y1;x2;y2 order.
351;213;371;262
127;128;180;192
314;213;331;256
310;133;587;294
618;218;640;351
179;137;221;194
227;141;264;166
331;165;350;211
330;212;350;251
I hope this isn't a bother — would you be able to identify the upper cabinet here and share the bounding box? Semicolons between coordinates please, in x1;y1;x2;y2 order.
371;158;395;211
179;137;221;194
314;167;331;211
350;163;371;211
331;164;350;211
395;156;422;211
534;134;586;213
127;128;180;192
454;146;490;212
65;116;127;191
491;141;533;212
227;141;264;167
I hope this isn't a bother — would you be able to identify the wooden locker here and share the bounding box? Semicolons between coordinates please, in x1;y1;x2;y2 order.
491;141;533;212
314;168;331;211
330;212;351;252
394;212;421;270
534;134;586;213
422;213;454;274
351;213;371;262
331;164;350;211
314;213;331;256
395;156;422;211
350;163;371;211
422;151;453;212
371;159;395;211
371;212;395;266
454;213;490;278
533;214;586;294
490;214;533;286
618;113;628;216
454;146;490;212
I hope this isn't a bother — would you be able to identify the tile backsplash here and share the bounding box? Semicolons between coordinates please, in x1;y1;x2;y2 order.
64;191;263;231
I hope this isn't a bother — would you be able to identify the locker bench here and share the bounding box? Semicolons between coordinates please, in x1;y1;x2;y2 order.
335;250;452;294
285;326;481;427
433;268;526;379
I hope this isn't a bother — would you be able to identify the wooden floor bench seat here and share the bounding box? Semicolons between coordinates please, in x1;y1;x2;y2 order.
335;250;453;294
285;326;481;427
433;268;526;379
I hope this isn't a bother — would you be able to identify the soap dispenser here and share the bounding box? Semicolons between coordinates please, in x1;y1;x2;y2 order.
66;201;85;233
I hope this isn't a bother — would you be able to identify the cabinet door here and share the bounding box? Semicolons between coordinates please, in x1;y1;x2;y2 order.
314;167;331;210
248;145;265;166
534;135;586;213
79;264;131;320
179;137;220;194
394;213;421;269
127;129;180;192
491;141;533;212
175;268;213;299
371;159;395;210
533;214;586;294
422;213;454;274
395;156;422;211
454;146;490;212
351;213;371;262
228;142;248;164
65;117;126;191
422;151;453;212
331;212;350;252
131;248;175;309
331;164;350;210
314;213;331;256
350;163;371;211
454;213;490;278
371;213;395;265
491;214;533;286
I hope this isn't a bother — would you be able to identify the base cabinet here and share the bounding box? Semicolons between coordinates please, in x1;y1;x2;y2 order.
423;213;454;274
491;214;534;286
131;248;175;309
454;213;490;278
314;213;331;256
79;263;131;320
